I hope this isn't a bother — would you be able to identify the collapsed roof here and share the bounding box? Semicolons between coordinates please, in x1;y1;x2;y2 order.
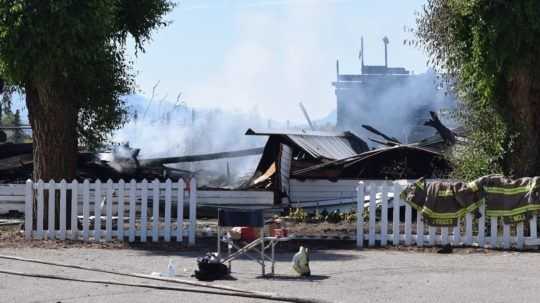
245;128;369;162
246;128;451;199
292;145;451;180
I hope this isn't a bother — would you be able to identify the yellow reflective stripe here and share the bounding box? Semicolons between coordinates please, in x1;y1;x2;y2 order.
429;218;455;225
407;201;423;212
467;181;479;192
421;200;481;219
437;189;453;197
485;204;540;217
484;186;530;195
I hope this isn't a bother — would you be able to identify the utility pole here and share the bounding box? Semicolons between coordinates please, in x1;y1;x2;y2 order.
383;36;389;68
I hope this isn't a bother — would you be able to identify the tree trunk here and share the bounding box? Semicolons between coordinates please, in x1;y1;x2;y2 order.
504;63;540;177
26;83;78;229
26;84;78;181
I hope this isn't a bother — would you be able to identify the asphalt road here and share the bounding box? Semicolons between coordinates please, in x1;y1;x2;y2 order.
1;245;540;303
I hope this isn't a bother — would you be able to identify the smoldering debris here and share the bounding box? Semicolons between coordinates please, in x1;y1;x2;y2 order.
0;142;264;187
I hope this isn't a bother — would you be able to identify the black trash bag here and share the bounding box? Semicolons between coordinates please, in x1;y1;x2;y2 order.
193;253;229;281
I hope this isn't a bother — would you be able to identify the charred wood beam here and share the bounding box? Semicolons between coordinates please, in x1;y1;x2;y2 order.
0;143;33;159
361;125;401;144
369;138;399;147
424;111;456;145
138;147;264;167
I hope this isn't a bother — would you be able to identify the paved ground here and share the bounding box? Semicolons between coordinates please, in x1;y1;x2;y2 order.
1;242;540;303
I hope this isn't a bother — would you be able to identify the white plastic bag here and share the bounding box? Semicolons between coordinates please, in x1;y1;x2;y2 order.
292;246;311;276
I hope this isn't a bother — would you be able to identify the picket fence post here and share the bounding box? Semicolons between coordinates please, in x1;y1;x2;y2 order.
490;216;498;248
392;183;401;245
164;179;172;242
380;184;388;246
70;180;79;240
24;180;33;240
128;179;136;242
368;185;376;247
177;179;185;242
94;180;102;241
59;180;67;240
117;179;125;240
356;182;365;248
152;179;160;242
82;180;90;241
106;179;113;241
36;180;44;240
188;178;197;246
477;204;485;247
47;180;55;240
140;179;148;242
417;211;424;247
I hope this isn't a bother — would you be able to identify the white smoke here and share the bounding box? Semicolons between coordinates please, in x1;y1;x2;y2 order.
112;94;276;187
337;69;457;145
184;1;338;122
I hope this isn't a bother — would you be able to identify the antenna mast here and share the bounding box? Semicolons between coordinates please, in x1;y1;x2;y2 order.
360;36;365;74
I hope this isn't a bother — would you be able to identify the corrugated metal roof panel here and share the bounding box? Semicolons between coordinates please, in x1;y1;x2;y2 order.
245;128;350;137
287;135;358;160
245;128;368;160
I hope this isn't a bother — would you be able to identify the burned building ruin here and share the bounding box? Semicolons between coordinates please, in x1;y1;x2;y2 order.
333;37;456;145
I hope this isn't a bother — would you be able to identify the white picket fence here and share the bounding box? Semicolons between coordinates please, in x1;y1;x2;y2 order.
23;179;197;245
356;180;540;250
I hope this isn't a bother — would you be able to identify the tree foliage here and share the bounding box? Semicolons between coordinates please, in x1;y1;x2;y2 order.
417;0;540;179
0;0;174;149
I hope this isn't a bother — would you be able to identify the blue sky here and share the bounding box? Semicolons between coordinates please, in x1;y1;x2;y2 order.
130;0;429;122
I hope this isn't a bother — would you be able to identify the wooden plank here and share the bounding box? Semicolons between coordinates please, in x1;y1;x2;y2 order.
117;179;125;240
24;180;33;240
478;204;485;247
516;222;524;249
464;213;473;246
368;186;376;247
140;180;148;242
59;180;67;240
82;180;90;241
416;212;424;246
188;178;197;246
490;216;498;248
70;180;79;240
356;182;364;248
392;183;400;245
36;181;44;240
380;185;388;246
106;180;113;241
94;180;102;241
48;180;55;240
164;179;172;242
405;203;412;246
152;179;160;242
503;223;510;249
129;180;136;242
177;180;185;242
